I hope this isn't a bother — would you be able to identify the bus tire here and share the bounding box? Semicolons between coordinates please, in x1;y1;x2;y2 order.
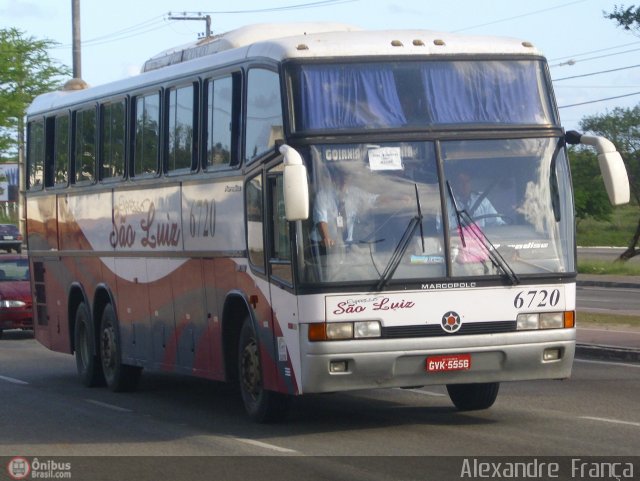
74;302;104;387
446;382;500;411
238;320;290;423
99;303;142;392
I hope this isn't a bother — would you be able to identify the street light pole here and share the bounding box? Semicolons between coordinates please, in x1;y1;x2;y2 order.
72;0;81;79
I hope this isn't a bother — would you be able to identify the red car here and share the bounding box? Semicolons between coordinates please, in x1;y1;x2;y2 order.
0;255;32;338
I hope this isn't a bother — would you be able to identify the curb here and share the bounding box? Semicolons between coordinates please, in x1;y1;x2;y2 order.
576;343;640;364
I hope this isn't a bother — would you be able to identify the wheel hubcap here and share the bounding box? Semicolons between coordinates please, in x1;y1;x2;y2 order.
241;339;261;401
101;326;115;371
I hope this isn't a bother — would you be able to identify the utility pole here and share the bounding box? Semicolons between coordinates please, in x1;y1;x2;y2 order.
72;0;81;78
168;12;212;39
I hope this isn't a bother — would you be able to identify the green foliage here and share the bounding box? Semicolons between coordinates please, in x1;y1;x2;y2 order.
605;4;640;33
576;204;638;246
0;28;71;160
568;146;613;222
579;105;640;257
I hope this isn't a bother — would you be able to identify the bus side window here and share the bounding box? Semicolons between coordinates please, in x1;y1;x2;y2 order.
100;99;127;181
74;107;96;184
133;92;160;177
268;165;292;284
245;69;283;164
204;76;233;170
54;113;70;187
27;120;45;190
166;83;197;174
246;172;265;272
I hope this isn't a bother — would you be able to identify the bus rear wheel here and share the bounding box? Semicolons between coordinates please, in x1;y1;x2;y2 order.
238;320;290;423
446;382;500;411
100;303;142;392
74;302;104;387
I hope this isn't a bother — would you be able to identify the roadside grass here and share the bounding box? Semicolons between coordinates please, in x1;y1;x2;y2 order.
577;259;640;276
576;203;640;275
577;311;640;327
576;204;638;247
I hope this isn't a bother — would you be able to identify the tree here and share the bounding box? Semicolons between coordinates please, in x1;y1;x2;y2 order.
606;4;640;34
0;28;70;161
580;106;640;260
568;146;613;224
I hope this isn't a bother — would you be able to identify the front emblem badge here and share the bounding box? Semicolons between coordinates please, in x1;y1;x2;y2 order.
441;311;461;333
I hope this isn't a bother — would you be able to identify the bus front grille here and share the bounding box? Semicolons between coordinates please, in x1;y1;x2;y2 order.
381;321;517;338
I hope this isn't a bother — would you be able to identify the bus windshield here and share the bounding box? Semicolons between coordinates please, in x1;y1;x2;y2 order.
299;138;574;285
290;59;556;131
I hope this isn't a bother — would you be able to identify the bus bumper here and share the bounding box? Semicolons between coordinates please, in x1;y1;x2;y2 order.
299;328;575;394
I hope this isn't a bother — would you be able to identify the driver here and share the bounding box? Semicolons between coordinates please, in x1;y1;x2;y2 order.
451;171;505;228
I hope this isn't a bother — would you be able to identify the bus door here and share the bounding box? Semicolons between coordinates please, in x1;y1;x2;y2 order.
264;163;298;394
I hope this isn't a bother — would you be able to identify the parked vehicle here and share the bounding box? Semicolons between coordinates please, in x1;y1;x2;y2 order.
0;224;23;253
0;255;32;339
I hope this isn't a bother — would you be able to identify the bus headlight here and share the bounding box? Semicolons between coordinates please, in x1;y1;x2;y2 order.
326;323;353;340
308;321;382;341
354;320;381;339
516;311;574;330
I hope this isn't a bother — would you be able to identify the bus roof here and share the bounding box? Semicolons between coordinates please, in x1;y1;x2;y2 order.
27;23;543;116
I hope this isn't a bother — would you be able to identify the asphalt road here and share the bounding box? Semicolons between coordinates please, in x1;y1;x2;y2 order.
1;333;638;463
577;285;640;316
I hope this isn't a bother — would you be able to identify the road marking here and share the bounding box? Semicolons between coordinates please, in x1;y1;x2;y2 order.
233;437;298;454
394;388;446;397
575;359;640;369
580;416;640;428
85;399;133;413
0;374;29;385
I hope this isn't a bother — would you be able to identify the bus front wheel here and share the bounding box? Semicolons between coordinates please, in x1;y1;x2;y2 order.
446;382;500;411
238;320;290;423
100;303;142;392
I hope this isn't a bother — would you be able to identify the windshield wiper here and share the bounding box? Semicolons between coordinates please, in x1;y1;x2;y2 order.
375;184;423;290
549;138;565;222
446;180;520;286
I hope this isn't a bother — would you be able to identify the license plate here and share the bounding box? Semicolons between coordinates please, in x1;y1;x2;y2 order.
3;236;13;240
426;354;472;372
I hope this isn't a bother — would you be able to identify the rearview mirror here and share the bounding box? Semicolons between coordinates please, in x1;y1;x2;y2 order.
579;135;630;206
279;144;309;221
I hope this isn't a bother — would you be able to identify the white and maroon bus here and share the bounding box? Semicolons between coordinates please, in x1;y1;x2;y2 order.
25;23;629;422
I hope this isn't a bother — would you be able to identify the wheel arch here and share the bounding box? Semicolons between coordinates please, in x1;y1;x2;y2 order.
93;284;117;332
221;290;255;383
68;282;90;353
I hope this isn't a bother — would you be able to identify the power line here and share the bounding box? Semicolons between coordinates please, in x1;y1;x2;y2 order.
550;47;640;67
553;64;640;81
558;91;640;109
549;41;640;62
180;1;356;15
49;1;357;50
51;16;167;49
453;0;587;32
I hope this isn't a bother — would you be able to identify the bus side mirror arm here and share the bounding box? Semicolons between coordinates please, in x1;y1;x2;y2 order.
280;144;310;221
565;130;631;206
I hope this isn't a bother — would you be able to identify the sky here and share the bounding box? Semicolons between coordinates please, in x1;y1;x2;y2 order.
1;0;639;132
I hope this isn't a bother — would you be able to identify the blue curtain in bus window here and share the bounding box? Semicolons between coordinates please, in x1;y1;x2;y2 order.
420;61;551;124
299;65;406;130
